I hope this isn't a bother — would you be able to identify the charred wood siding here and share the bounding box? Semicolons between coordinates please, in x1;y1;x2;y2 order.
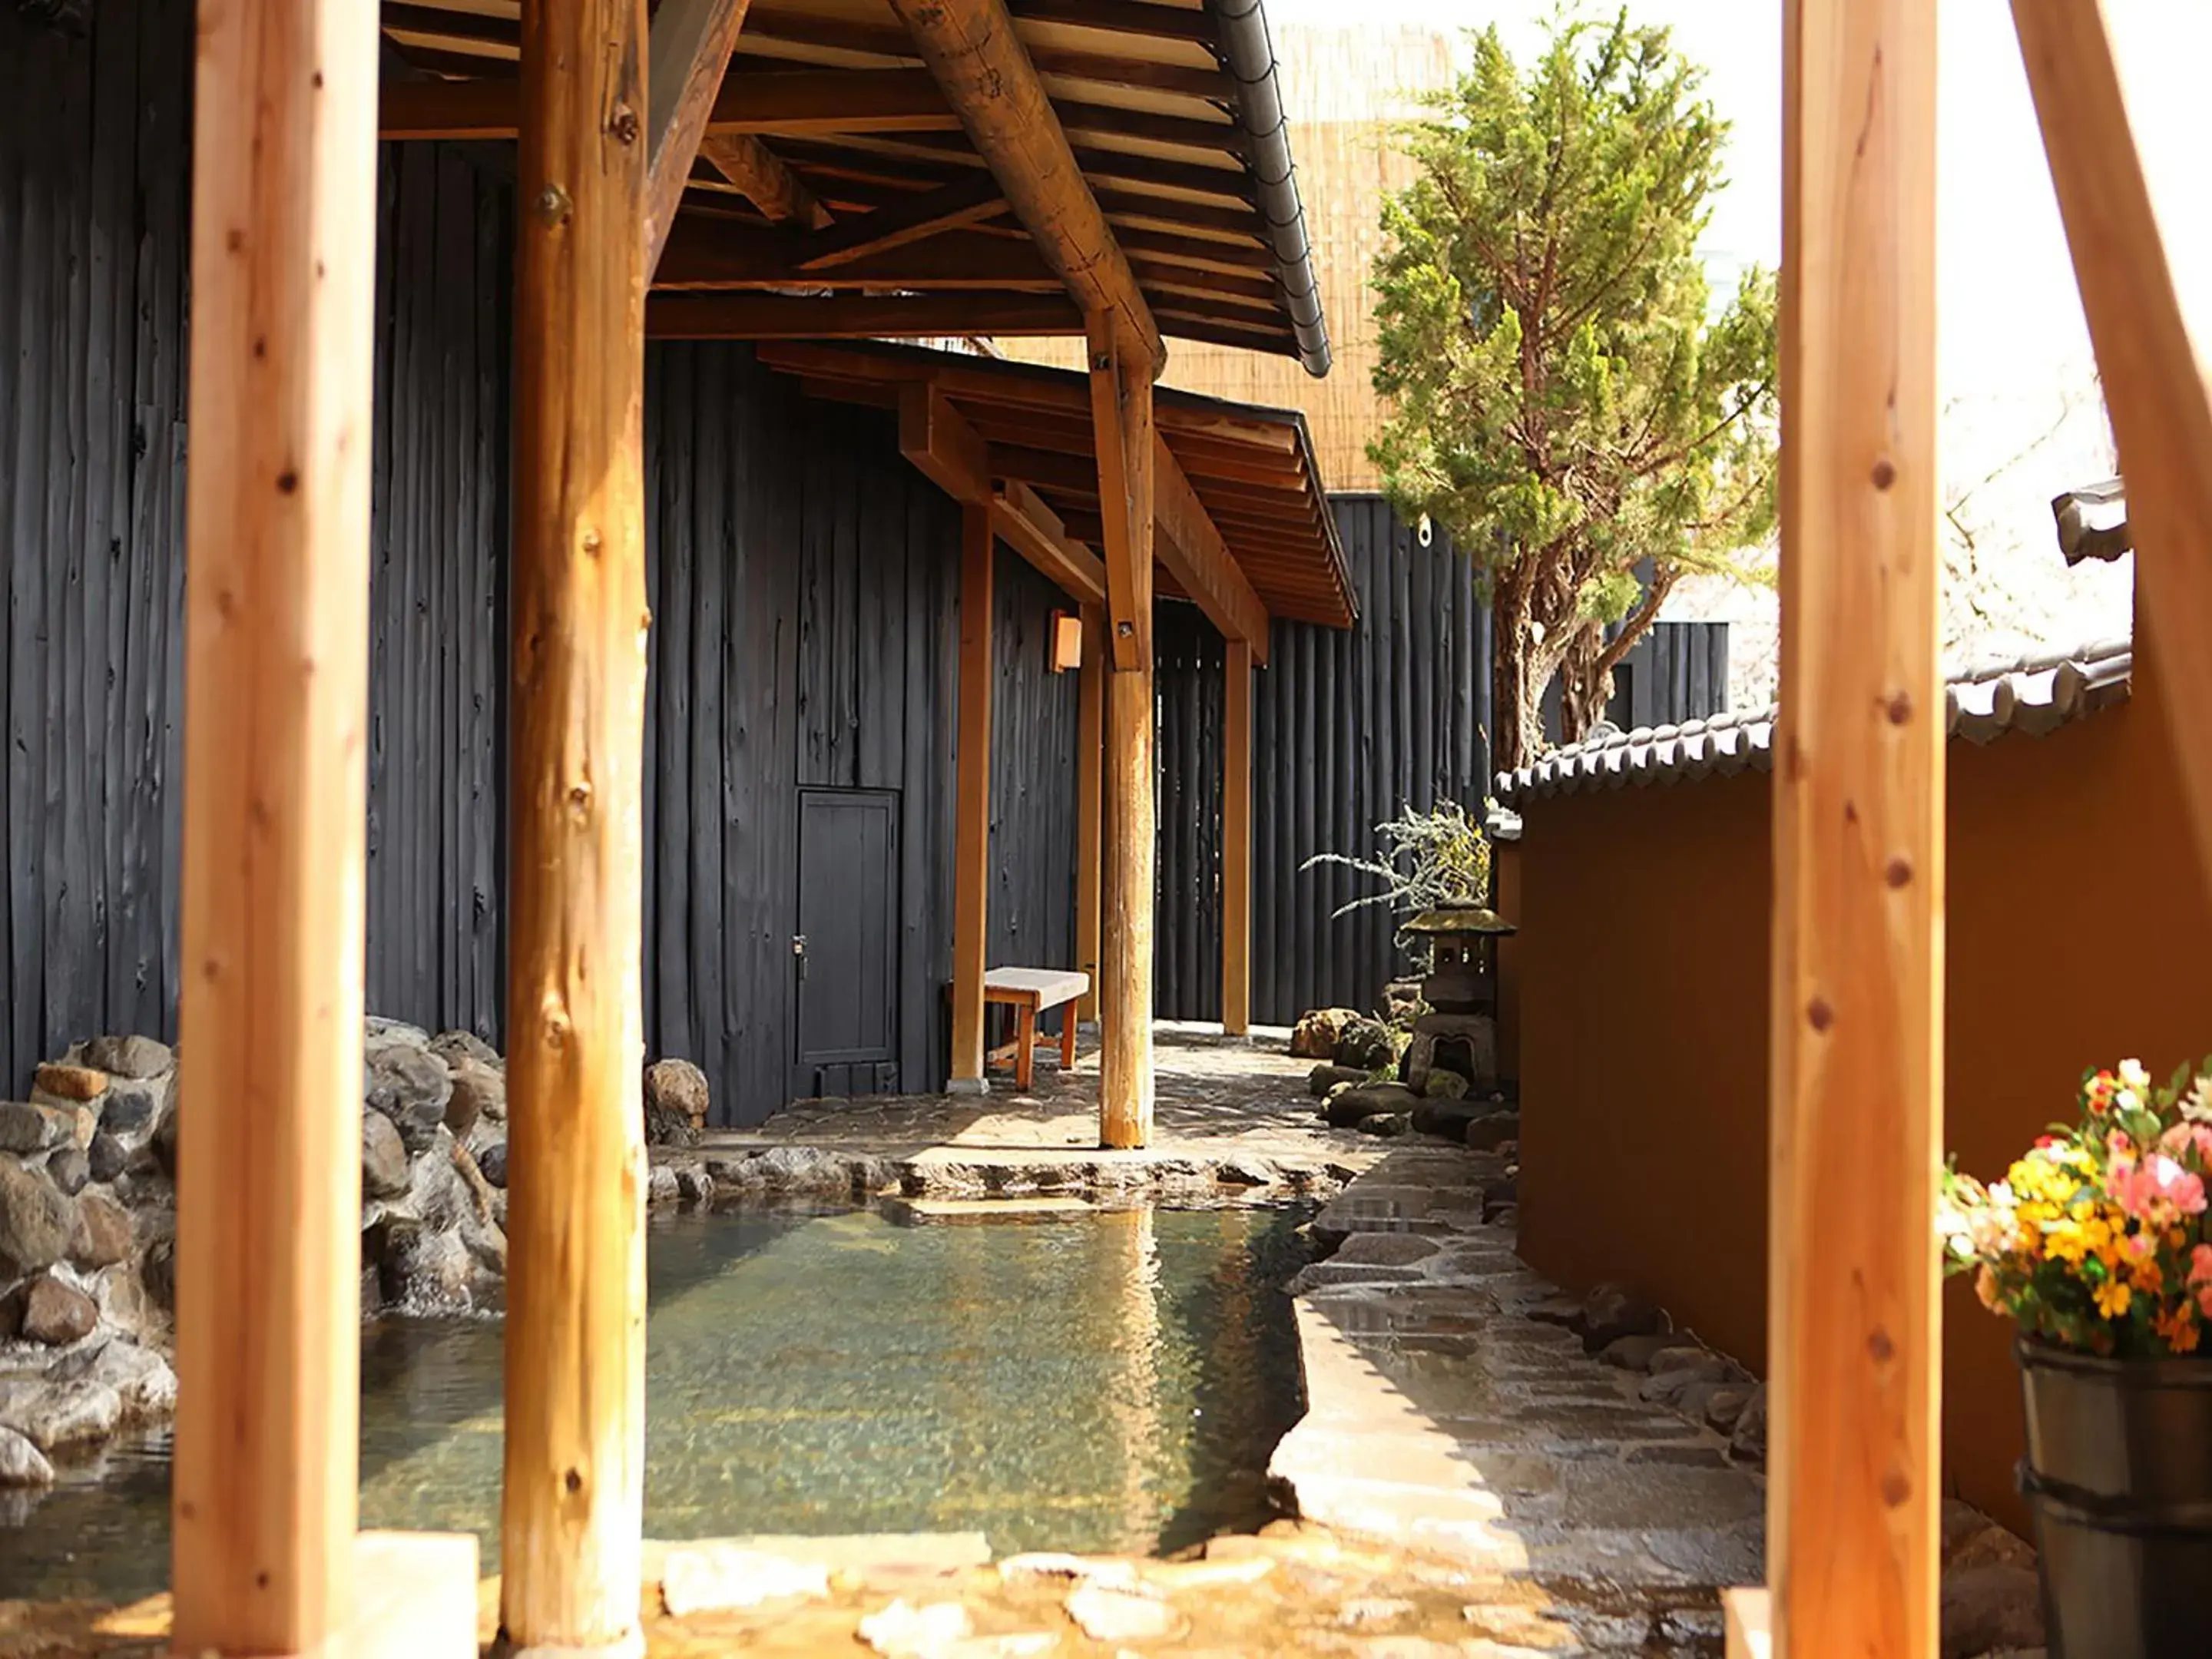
987;552;1079;975
1156;497;1728;1026
0;2;511;1084
366;145;513;1043
646;343;1079;1124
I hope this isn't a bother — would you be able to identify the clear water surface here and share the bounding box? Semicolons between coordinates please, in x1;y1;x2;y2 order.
0;1200;1311;1602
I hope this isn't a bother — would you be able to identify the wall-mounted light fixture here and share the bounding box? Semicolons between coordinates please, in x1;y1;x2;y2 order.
1051;611;1083;673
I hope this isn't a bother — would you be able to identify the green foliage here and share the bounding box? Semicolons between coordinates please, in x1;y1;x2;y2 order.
1369;7;1777;754
1301;800;1492;920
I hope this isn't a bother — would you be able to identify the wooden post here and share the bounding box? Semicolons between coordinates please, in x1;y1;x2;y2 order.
1221;637;1253;1036
1767;2;1941;1657
2010;0;2212;888
170;0;381;1648
1090;319;1155;1149
950;503;995;1093
1075;603;1105;1025
503;0;651;1651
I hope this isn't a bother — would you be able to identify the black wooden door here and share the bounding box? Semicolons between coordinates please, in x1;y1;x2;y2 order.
793;788;902;1098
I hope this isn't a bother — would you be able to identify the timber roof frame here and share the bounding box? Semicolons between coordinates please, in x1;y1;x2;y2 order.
751;338;1354;639
376;0;1331;373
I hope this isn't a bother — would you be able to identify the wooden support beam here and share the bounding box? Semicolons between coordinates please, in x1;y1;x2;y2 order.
1221;637;1253;1037
2011;0;2212;886
386;67;942;140
1154;439;1270;664
797;172;1005;269
1767;2;1941;1657
951;505;995;1093
647;291;1081;339
654;217;1060;289
1089;321;1155;672
990;479;1108;605
697;133;833;227
644;0;756;273
886;0;1165;374
1088;317;1156;1148
172;0;384;1647
899;381;992;503
1075;603;1105;1025
505;0;651;1649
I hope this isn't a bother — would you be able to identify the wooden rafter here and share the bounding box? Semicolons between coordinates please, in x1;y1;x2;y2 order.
991;480;1108;605
739;4;1227;99
654;220;1059;288
380;66;1247;155
697;133;833;227
2011;0;2212;887
796;171;1005;269
644;0;757;271
1005;0;1217;47
887;0;1164;372
646;292;1081;338
1153;438;1270;662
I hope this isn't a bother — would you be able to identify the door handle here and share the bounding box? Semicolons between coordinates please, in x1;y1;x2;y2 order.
793;934;808;982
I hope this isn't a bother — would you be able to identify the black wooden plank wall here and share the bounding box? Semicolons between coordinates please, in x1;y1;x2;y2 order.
364;146;513;1042
986;551;1080;974
1155;498;1730;1027
0;1;513;1086
1605;621;1732;733
644;343;1036;1124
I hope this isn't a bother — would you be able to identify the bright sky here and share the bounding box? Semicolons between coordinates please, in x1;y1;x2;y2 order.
1266;0;2212;675
1258;0;2212;388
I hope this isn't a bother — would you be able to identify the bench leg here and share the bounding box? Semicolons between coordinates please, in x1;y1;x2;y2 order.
1015;1002;1037;1092
1060;1008;1077;1069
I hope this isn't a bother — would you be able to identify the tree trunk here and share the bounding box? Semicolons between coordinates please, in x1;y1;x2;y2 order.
1489;582;1543;773
1557;624;1611;744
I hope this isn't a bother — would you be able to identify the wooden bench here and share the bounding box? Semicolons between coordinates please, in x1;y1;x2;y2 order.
983;967;1090;1091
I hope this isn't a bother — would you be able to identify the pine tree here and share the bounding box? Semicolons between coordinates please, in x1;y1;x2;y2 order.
1371;9;1777;769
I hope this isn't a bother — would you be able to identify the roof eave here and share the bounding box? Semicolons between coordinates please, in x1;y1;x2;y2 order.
1210;0;1330;379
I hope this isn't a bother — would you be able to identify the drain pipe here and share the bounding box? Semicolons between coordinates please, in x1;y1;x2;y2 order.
1212;0;1332;378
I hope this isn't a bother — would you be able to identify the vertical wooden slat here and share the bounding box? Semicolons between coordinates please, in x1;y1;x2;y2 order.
503;0;650;1647
169;0;381;1647
1767;2;1941;1655
1221;635;1251;1035
2009;0;2212;886
949;502;993;1088
1090;316;1154;1147
1075;601;1104;1024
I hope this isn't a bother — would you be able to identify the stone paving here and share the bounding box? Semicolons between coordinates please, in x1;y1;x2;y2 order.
662;1022;1386;1199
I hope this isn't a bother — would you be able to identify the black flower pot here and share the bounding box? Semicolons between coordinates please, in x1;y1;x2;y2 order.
2017;1336;2212;1658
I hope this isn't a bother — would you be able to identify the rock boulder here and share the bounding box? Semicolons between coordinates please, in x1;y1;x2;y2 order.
0;1159;75;1280
19;1274;99;1346
644;1059;709;1145
365;1041;452;1155
1333;1018;1396;1072
80;1035;174;1081
1288;1008;1360;1060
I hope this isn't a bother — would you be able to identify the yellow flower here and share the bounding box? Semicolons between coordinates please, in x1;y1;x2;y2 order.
2157;1303;2203;1353
2045;1221;2090;1264
2095;1277;2134;1319
2129;1256;2166;1294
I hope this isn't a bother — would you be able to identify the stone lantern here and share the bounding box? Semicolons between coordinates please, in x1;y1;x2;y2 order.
1399;906;1515;1094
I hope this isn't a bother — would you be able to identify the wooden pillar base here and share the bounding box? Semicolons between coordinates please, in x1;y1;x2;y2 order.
167;1532;480;1659
946;1077;991;1098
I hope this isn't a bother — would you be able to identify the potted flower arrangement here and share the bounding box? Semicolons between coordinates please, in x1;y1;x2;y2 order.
1940;1058;2212;1657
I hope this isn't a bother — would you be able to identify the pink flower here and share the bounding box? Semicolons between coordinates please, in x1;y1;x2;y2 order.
2111;1153;2208;1222
2161;1122;2212;1164
2190;1244;2212;1290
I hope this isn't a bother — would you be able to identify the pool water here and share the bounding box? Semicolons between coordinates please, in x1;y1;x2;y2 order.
0;1200;1312;1602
